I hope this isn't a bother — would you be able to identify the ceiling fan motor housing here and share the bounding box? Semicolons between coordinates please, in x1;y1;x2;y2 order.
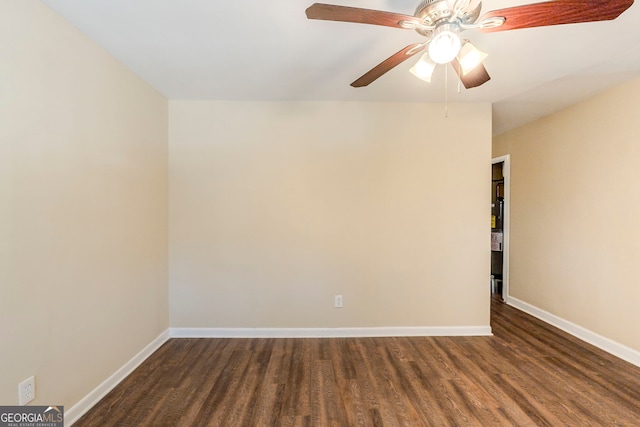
413;0;482;35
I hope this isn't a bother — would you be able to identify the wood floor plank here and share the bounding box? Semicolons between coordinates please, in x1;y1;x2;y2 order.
75;298;640;426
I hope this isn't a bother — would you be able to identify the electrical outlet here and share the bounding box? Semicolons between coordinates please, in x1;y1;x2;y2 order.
334;295;343;308
19;376;35;405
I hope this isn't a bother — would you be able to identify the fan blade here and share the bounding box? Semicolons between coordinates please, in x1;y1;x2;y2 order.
450;59;490;89
306;3;423;29
351;44;426;87
480;0;634;33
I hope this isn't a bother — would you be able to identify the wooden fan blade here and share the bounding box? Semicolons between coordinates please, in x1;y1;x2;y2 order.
306;3;423;29
351;44;426;87
480;0;634;33
450;59;491;89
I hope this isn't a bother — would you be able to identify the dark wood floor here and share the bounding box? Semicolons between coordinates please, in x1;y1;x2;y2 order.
75;297;640;426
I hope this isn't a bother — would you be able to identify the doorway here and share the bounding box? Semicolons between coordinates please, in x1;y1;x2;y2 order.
491;155;510;301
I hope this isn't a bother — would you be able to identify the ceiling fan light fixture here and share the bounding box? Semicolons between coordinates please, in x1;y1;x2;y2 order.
428;23;461;64
410;52;437;82
458;41;488;75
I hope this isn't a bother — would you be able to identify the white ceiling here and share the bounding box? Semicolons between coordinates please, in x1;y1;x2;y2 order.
41;0;640;135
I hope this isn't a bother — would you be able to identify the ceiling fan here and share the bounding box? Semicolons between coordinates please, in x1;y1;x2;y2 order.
305;0;634;89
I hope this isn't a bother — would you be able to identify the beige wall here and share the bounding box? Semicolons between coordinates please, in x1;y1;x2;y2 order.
170;101;492;329
0;1;168;407
493;77;640;352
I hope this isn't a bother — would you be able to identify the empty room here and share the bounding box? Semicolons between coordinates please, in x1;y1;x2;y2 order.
2;1;640;425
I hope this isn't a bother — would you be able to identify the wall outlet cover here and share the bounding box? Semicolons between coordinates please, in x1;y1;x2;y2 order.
19;376;35;406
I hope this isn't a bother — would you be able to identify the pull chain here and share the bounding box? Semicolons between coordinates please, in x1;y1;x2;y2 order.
444;64;448;118
457;60;462;94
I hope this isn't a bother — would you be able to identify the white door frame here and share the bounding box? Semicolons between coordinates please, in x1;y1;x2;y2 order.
492;155;510;300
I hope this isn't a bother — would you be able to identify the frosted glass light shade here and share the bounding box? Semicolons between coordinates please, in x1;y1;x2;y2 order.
410;53;437;82
458;42;488;75
428;23;461;64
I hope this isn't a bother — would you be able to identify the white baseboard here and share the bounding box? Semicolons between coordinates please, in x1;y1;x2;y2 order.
506;296;640;368
170;325;492;338
65;329;170;426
